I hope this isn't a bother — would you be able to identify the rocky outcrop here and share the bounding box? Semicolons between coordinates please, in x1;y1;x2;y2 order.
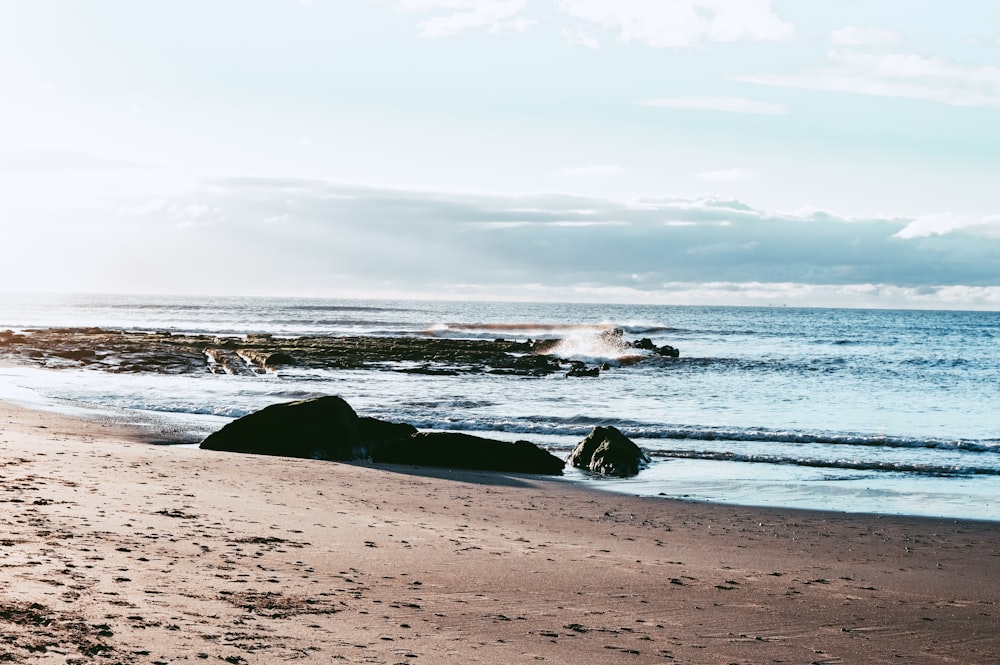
198;397;558;476
632;338;680;357
373;432;565;475
0;327;680;377
358;417;418;456
240;349;297;368
566;363;600;378
567;426;650;477
200;396;367;460
655;344;680;358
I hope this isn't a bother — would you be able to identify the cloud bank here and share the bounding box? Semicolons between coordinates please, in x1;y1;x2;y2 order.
556;0;795;49
397;0;532;38
396;0;795;48
20;177;979;308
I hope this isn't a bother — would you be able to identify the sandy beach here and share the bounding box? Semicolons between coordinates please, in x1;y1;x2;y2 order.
2;401;998;664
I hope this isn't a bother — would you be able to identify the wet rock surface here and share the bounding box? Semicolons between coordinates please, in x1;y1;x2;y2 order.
200;396;418;461
200;396;366;460
373;431;566;475
0;327;679;377
200;397;563;474
567;425;651;477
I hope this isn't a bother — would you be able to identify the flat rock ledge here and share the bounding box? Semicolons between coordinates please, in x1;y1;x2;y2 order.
0;327;679;378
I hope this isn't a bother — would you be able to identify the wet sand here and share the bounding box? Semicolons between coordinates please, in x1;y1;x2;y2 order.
2;401;998;664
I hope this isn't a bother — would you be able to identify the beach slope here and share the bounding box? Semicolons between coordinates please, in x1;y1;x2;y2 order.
2;402;998;664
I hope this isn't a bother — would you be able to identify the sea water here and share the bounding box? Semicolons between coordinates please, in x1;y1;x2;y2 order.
1;293;998;521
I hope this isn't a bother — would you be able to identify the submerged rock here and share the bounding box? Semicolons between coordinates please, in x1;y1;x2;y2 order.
567;426;650;477
632;338;657;351
633;338;679;357
656;344;680;358
566;364;600;378
373;432;565;475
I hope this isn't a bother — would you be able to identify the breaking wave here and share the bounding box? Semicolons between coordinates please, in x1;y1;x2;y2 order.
423;322;665;363
648;450;1000;477
388;415;999;456
426;321;677;337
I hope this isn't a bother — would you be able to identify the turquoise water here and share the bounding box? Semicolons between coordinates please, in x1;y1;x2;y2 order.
2;293;998;520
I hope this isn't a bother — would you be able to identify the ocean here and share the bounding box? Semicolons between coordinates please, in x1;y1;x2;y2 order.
1;292;998;521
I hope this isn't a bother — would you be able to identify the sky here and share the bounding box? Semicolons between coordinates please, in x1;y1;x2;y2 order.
1;0;1000;309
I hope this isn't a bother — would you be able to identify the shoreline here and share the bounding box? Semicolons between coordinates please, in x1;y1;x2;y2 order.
5;365;998;522
3;360;998;522
2;400;999;663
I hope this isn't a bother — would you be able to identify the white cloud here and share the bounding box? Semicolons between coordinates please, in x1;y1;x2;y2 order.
551;220;628;227
968;35;1000;47
395;0;530;37
642;96;787;114
168;202;222;228
633;195;758;214
557;0;795;49
830;26;902;48
562;27;600;49
123;200;222;228
738;49;1000;109
696;167;758;181
119;198;168;215
893;212;1000;239
558;163;624;176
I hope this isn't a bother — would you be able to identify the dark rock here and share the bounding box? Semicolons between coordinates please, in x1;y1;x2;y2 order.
263;352;296;367
633;338;679;357
373;432;564;475
55;349;95;361
0;326;680;376
0;330;27;345
357;417;418;456
398;366;460;375
632;338;657;351
567;426;650;477
566;365;600;378
200;395;366;460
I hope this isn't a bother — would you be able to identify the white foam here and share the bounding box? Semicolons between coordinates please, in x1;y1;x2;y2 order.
544;327;649;364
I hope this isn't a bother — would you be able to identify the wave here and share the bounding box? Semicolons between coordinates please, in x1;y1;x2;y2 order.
427;322;610;337
426;321;681;337
349;415;999;477
650;449;1000;477
641;425;1000;454
282;305;418;314
377;415;1000;455
420;323;671;364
